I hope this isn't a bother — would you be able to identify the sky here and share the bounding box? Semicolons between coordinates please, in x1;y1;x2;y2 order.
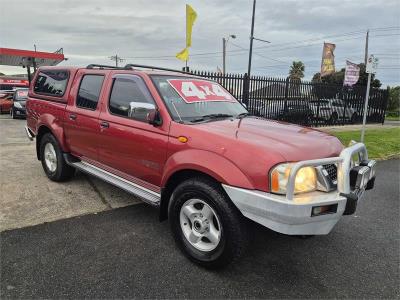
1;0;399;86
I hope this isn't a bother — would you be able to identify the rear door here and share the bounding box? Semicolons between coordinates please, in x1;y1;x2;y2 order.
64;70;106;160
97;74;169;188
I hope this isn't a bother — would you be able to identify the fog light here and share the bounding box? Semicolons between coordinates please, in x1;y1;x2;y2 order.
311;204;338;216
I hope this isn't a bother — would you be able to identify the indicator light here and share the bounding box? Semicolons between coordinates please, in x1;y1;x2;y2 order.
178;136;188;143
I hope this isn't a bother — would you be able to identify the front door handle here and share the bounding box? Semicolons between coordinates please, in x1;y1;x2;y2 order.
100;121;109;128
69;113;77;121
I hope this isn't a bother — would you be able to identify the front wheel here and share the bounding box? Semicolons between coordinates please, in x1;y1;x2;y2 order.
168;177;248;269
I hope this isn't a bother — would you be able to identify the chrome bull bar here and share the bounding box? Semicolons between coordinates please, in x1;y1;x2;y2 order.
286;143;369;201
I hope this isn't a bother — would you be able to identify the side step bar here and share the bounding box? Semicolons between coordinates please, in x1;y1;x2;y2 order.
25;126;35;141
64;154;160;206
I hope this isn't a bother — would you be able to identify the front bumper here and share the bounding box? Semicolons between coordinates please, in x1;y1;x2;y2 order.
223;143;376;235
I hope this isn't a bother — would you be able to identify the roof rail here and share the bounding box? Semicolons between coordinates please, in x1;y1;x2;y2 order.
124;64;191;75
86;64;129;70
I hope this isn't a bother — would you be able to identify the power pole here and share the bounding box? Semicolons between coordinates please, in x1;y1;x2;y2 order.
110;54;124;67
361;72;371;143
364;30;369;65
247;0;256;78
222;37;226;75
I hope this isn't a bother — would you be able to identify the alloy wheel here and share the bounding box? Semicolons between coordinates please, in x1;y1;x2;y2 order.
44;143;57;172
179;199;222;252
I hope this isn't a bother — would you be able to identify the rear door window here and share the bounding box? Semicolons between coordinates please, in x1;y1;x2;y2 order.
33;70;69;96
76;75;104;110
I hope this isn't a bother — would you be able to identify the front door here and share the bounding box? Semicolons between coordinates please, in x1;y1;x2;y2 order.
97;74;168;188
64;71;105;160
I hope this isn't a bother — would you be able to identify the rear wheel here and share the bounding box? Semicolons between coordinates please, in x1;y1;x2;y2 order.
350;113;358;124
168;177;248;269
329;112;338;125
40;133;75;181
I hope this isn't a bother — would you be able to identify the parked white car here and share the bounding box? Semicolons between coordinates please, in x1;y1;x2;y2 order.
310;99;358;124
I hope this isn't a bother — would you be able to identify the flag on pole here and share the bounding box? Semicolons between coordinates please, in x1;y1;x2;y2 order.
320;42;336;77
176;48;189;61
186;4;197;47
343;60;360;86
176;4;197;62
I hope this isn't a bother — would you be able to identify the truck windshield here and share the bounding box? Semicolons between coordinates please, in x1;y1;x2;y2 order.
151;75;247;123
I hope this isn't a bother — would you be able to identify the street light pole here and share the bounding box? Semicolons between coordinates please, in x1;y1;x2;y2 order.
247;0;256;78
222;35;236;75
222;37;226;74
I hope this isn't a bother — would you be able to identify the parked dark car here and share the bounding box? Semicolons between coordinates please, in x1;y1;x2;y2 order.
11;88;28;119
249;100;314;126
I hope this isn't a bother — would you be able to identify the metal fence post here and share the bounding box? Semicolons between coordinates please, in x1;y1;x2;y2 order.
315;83;321;127
242;73;249;106
340;88;346;125
284;77;289;100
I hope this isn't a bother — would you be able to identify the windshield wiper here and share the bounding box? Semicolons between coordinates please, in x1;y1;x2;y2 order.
190;113;234;123
202;113;234;119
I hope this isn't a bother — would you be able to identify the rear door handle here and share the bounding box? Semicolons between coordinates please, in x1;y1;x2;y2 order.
100;121;109;128
69;114;77;121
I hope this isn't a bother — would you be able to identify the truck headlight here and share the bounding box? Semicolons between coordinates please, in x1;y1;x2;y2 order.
270;163;317;194
14;102;22;108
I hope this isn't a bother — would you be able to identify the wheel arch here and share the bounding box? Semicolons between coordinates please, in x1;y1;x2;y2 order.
159;169;224;221
159;150;254;221
36;123;69;160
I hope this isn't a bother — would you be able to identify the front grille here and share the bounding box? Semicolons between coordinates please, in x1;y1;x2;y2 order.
323;164;337;182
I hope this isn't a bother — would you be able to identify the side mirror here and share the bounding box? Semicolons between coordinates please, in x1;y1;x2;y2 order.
147;109;162;126
128;102;161;125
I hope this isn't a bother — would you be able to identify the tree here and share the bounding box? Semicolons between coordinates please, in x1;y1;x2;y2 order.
387;86;400;112
311;63;381;88
289;61;305;80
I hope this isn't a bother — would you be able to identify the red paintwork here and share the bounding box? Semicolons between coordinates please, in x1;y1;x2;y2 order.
0;92;13;113
27;66;344;193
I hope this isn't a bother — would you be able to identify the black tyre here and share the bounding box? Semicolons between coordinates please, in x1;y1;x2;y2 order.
350;113;358;124
40;133;75;181
168;177;248;269
329;112;338;125
10;108;15;119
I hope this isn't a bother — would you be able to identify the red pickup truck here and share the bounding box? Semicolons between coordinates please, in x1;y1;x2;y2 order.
25;64;376;268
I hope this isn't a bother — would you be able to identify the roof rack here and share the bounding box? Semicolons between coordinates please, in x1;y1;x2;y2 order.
86;64;129;70
124;64;191;75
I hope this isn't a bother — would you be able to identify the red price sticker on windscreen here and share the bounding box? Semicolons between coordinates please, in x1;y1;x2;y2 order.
168;79;235;103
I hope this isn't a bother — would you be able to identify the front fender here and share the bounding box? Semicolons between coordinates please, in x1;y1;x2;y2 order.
161;149;254;189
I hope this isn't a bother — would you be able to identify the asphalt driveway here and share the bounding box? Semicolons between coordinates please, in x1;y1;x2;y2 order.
1;159;399;299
